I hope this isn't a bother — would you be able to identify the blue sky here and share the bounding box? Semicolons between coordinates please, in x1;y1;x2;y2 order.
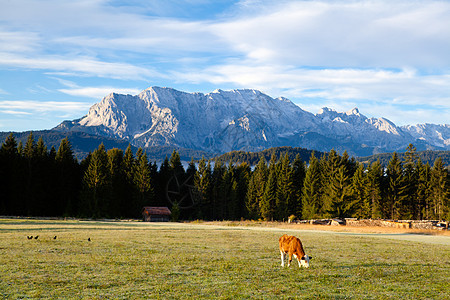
0;0;449;132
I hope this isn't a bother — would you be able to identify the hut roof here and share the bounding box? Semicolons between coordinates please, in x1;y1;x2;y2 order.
142;206;171;216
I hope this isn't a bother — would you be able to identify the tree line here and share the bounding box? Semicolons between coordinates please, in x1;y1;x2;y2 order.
1;133;449;221
358;150;450;168
213;146;318;166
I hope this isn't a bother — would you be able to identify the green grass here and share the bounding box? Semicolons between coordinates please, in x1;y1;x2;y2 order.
0;219;449;299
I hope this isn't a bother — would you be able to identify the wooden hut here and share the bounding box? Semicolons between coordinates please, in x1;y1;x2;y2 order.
142;207;172;222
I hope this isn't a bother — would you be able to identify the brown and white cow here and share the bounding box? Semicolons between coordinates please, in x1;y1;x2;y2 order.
279;234;312;268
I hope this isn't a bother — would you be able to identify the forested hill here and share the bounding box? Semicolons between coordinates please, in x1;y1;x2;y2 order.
212;147;324;165
358;150;450;167
213;146;450;168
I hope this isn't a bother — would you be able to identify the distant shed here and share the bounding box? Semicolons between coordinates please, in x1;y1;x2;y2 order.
142;207;172;222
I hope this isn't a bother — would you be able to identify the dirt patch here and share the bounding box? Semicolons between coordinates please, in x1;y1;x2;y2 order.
203;220;450;236
195;221;450;246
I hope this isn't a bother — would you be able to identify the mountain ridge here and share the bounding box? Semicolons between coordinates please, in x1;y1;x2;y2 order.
53;86;449;156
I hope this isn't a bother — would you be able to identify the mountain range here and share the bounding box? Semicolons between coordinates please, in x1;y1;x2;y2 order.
53;86;449;157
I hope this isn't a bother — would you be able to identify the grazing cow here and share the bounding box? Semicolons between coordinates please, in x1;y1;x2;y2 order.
279;234;312;268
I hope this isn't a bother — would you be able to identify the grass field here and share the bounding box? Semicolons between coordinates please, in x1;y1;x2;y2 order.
0;219;449;299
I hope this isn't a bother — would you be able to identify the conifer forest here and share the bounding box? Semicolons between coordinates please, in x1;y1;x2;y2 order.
1;133;449;221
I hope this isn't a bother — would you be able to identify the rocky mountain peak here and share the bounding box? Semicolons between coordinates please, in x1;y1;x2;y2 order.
346;107;360;116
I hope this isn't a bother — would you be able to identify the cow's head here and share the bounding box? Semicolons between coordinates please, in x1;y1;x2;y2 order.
300;255;312;268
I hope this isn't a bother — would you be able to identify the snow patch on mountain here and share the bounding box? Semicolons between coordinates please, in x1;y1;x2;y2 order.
402;124;450;147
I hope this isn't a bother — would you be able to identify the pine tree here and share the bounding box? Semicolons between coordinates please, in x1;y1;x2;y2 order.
194;157;212;219
430;158;449;220
55;138;79;216
261;165;277;221
211;160;225;219
122;145;136;217
158;156;171;205
245;156;267;220
186;158;197;180
329;165;353;218
35;137;47;158
302;153;321;220
404;143;418;164
169;150;185;176
291;154;306;218
167;150;186;210
246;175;259;220
32;137;50;216
23;132;36;159
320;149;341;217
235;162;251;219
81;144;110;217
365;160;383;219
351;163;369;218
0;133;18;156
0;133;19;215
276;153;293;220
221;164;236;220
49;146;56;161
229;179;240;220
416;160;431;219
149;160;160;205
133;149;152;214
341;151;357;178
55;138;76;164
107;148;125;217
386;152;403;219
17;141;23;156
400;144;418;219
22;132;36;216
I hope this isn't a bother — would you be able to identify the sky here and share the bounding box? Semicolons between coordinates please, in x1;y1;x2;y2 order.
0;0;449;132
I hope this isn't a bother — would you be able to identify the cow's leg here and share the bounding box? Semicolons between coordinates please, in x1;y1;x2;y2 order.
293;254;301;268
280;250;285;267
288;253;293;267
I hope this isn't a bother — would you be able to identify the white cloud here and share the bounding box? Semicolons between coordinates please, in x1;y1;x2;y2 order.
0;30;41;53
0;110;32;116
0;100;91;114
3;1;449;72
53;78;142;99
212;1;450;69
2;1;450;67
176;64;449;101
0;52;158;80
58;86;141;99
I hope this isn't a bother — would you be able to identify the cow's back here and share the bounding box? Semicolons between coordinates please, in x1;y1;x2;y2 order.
288;237;303;254
279;234;297;252
279;234;305;256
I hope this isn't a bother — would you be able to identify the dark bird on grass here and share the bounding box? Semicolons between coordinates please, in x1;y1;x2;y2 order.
34;236;39;240
88;238;91;242
53;236;57;240
27;236;33;239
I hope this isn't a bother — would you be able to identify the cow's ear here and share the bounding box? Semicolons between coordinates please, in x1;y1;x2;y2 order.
301;256;305;260
309;256;313;260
